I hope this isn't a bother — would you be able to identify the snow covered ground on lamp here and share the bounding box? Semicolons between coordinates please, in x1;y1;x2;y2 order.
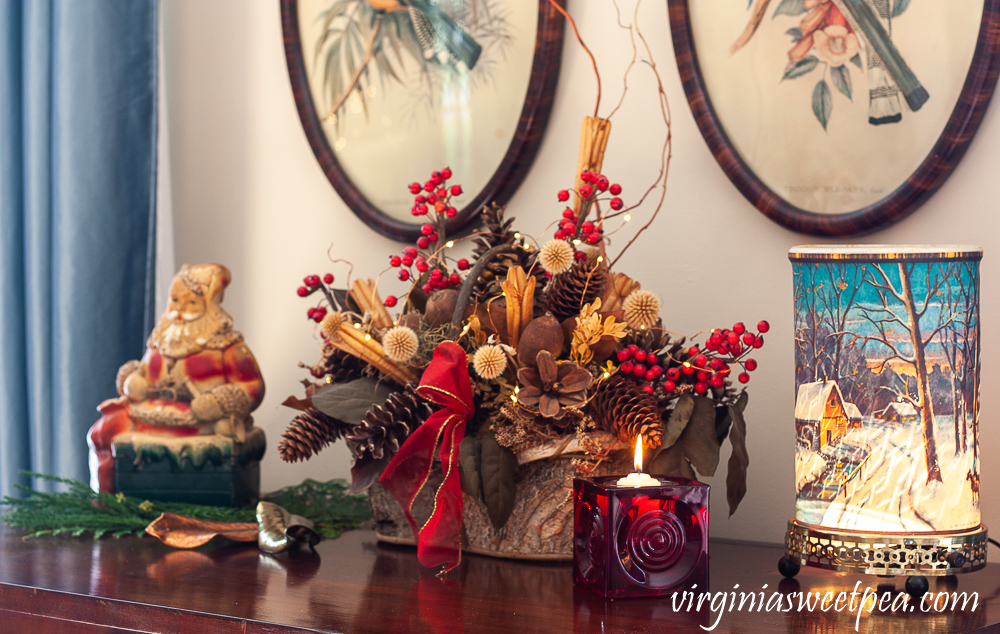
796;417;980;533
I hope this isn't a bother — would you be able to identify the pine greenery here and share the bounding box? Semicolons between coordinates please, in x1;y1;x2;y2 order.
0;472;370;541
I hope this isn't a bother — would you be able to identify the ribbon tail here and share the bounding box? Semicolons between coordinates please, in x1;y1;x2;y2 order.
379;414;449;544
416;419;466;573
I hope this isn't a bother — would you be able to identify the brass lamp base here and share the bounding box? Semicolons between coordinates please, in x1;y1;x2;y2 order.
784;519;988;577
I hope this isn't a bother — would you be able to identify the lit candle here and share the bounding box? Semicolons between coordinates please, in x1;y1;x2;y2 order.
616;437;660;488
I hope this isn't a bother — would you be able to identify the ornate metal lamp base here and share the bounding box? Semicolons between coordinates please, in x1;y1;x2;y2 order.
784;519;988;577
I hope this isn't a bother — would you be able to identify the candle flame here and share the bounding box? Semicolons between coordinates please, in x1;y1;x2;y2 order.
634;437;643;473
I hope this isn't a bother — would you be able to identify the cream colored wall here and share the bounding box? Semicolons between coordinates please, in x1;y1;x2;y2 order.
162;0;999;543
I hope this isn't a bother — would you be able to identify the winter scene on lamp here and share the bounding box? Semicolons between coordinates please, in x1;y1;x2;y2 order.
789;246;981;534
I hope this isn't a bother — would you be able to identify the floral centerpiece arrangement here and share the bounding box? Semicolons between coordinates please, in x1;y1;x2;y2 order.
278;164;768;572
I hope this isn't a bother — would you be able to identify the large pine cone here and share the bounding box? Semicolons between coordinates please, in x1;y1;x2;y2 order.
323;345;366;384
346;384;434;461
471;204;548;300
546;258;609;321
590;375;663;448
277;408;353;462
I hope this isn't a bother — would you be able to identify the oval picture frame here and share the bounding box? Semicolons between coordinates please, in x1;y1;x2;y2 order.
668;1;1000;236
281;0;565;242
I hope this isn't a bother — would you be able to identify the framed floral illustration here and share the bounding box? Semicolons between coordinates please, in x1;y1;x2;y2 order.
668;0;1000;235
282;0;565;242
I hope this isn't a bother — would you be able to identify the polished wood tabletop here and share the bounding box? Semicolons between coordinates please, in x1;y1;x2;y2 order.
0;525;997;633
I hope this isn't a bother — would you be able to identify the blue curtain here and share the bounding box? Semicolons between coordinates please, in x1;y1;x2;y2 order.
0;0;158;496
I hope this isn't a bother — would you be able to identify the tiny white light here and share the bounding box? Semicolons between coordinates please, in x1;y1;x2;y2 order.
364;334;372;341
624;214;632;222
354;323;361;329
573;239;582;245
603;372;610;378
446;240;455;248
597;256;604;263
514;233;521;240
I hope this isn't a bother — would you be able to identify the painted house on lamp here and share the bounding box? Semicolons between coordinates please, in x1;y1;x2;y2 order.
875;401;918;424
794;380;860;451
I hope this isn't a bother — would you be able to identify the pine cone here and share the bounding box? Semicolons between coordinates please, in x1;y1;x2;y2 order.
346;384;433;461
546;258;609;322
471;204;548;300
589;375;663;448
277;408;353;462
323;344;366;384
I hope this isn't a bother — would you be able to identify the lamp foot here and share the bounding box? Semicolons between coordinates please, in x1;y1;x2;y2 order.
905;575;929;600
778;556;800;578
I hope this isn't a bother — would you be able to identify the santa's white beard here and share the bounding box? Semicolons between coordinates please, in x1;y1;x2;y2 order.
151;311;225;358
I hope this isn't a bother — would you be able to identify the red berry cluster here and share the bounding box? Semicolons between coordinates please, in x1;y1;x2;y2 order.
409;167;461;221
658;320;769;396
295;273;336;322
615;345;663;395
386;246;468;306
553;171;623;244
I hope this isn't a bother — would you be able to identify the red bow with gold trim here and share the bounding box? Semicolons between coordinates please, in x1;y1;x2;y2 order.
379;342;474;573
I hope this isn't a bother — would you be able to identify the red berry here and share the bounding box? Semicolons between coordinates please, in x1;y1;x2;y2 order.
644;370;657;382
436;188;447;198
633;364;647;378
730;341;743;355
663;380;676;393
757;320;770;333
610;197;623;210
742;332;755;346
296;286;308;297
596;176;609;192
450;185;462;196
621;362;634;374
745;359;758;372
307;308;316;318
430;173;442;185
311;367;325;378
666;368;680;381
390;255;402;267
416;203;429;215
411;206;420;216
304;275;320;286
709;375;725;389
694;382;708;395
633;349;647;363
446;207;457;218
727;332;740;346
587;233;601;245
627;345;639;354
697;370;710;382
416;261;429;273
398;270;410;282
409;182;422;194
562;208;575;219
579;184;593;197
646;355;659;366
384;295;397;308
651;366;663;378
401;255;414;267
434;201;446;214
441;167;452;179
457;258;469;271
709;359;722;371
717;363;731;375
424;181;434;192
687;346;700;357
430;269;443;280
421;223;434;236
617;349;631;362
428;233;439;243
427;194;438;205
694;354;707;367
422;284;432;293
738;372;750;384
709;333;723;346
642;385;655;396
733;322;746;335
415;195;427;204
323;273;334;284
557;190;570;202
681;364;696;376
753;335;764;349
610;183;622;195
581;221;595;233
416;237;429;249
554;230;565;240
449;273;460;285
574;251;588;261
580;170;593;183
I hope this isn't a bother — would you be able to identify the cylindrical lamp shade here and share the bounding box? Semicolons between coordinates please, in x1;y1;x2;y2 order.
789;246;982;537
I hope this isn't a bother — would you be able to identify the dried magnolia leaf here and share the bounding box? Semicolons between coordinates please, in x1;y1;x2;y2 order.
481;433;518;529
726;403;749;517
312;377;394;425
648;443;696;480
145;513;257;548
459;436;484;507
282;395;313;412
661;394;694;449
716;391;749;443
678;396;720;477
348;452;391;495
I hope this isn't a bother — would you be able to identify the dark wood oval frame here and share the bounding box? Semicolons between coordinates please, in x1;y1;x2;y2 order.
667;1;1000;237
281;0;565;242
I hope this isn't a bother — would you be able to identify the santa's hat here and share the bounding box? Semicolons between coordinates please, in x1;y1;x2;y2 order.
178;263;231;305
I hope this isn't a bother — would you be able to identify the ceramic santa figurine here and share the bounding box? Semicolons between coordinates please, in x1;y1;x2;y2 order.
87;264;265;501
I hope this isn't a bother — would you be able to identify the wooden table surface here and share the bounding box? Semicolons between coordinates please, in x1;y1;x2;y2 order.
0;526;997;633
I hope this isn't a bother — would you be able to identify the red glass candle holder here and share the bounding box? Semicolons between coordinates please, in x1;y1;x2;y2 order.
573;476;709;599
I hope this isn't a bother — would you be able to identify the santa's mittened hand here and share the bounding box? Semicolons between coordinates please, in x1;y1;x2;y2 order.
191;393;224;422
123;372;149;402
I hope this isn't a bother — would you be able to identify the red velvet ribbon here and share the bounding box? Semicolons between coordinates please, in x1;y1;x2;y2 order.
379;342;474;573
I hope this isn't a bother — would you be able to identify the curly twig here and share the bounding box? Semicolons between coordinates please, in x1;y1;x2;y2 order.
547;0;601;119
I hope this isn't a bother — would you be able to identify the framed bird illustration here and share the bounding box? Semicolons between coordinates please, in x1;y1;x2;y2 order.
668;0;1000;236
282;0;566;241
